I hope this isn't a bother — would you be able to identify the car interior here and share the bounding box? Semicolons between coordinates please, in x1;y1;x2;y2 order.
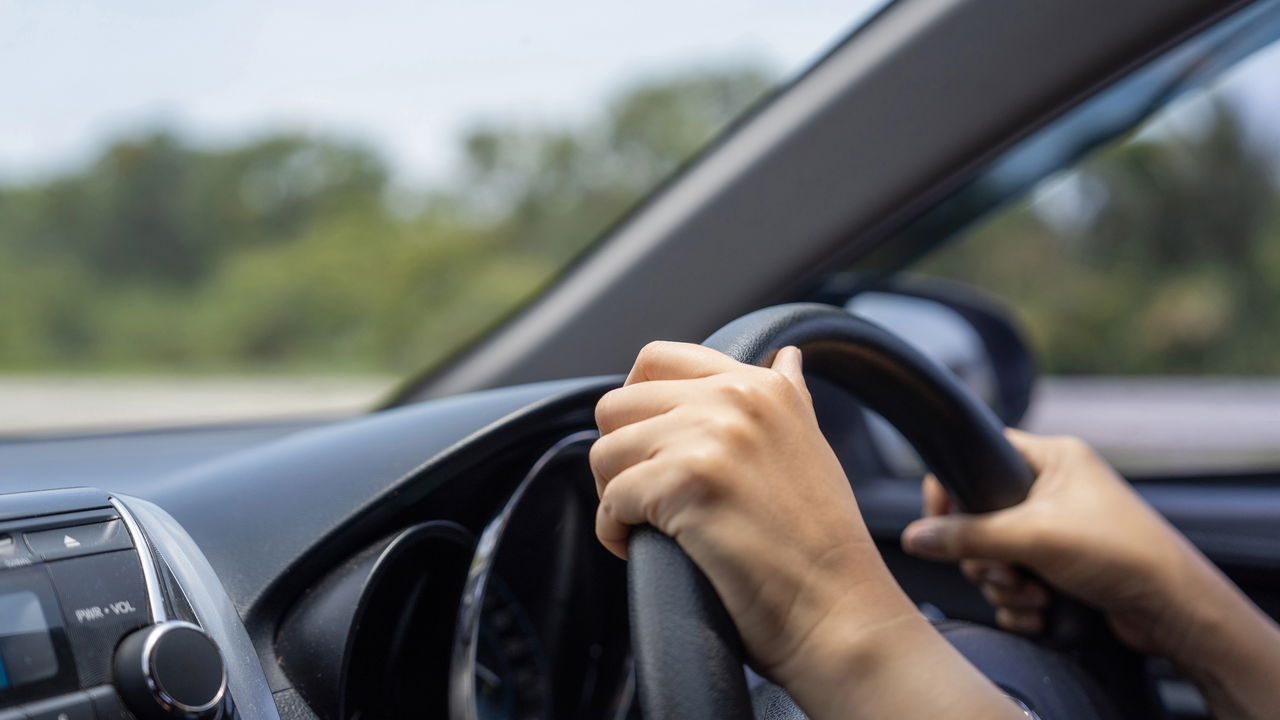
2;0;1279;718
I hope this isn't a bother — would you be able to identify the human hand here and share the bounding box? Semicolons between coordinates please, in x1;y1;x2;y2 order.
591;342;916;682
901;429;1222;660
591;342;1027;720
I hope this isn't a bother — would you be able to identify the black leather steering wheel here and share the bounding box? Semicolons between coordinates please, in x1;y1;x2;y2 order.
626;303;1158;720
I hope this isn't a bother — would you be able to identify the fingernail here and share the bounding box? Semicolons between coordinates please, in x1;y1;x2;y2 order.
986;567;1019;590
903;522;942;557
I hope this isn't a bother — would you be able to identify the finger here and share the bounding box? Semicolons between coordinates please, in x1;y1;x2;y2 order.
1004;428;1053;475
624;341;741;385
595;497;632;560
982;564;1026;591
995;607;1045;636
900;508;1032;564
596;457;708;552
595;380;691;435
960;560;1025;591
596;459;671;559
769;346;812;405
960;559;1002;584
981;581;1049;611
589;411;684;491
921;474;952;517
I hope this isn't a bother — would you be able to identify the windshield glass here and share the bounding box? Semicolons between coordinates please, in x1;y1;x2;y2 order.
0;1;881;435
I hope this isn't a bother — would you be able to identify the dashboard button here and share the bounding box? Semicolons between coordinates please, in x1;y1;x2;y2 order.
21;692;94;720
0;536;37;571
44;553;149;687
24;522;131;563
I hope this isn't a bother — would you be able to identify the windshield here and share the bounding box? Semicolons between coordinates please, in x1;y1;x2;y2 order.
0;1;880;435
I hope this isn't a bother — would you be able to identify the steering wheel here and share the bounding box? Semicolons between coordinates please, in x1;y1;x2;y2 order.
625;303;1161;720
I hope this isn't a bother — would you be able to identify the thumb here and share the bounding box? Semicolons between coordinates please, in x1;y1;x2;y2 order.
770;346;811;402
901;508;1030;564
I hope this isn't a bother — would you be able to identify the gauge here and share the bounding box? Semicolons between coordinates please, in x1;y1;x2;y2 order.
452;431;630;720
475;577;549;720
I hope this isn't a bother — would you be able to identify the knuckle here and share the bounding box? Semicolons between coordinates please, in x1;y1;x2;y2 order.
1052;435;1092;457
588;436;613;477
717;372;776;409
693;442;729;473
598;480;628;517
636;340;674;365
678;447;728;492
700;410;753;446
594;388;621;429
716;377;753;404
759;367;793;395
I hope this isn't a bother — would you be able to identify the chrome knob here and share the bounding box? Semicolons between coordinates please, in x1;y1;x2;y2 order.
113;622;227;720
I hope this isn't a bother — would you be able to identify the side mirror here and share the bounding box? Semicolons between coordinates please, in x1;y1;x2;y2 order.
831;277;1037;427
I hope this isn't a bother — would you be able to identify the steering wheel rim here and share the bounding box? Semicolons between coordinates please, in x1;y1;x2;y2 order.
626;303;1149;719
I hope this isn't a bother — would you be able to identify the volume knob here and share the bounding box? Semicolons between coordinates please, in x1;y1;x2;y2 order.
114;622;227;720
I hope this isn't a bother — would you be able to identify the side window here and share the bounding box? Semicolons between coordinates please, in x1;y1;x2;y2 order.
916;42;1280;476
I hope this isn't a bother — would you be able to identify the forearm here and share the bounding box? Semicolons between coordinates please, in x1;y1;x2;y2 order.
780;593;1024;720
1168;556;1280;720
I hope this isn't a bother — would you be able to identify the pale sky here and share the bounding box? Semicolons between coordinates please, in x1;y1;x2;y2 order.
0;0;882;187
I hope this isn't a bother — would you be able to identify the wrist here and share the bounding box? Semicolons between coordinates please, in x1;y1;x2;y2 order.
779;593;1023;720
777;594;929;717
1094;527;1243;663
1148;539;1256;666
765;566;919;698
1166;558;1280;693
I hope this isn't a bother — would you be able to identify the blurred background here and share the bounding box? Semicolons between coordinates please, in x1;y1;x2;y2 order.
2;1;1280;474
0;0;871;431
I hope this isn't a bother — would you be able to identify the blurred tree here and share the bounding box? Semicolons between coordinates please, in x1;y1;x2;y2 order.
0;66;773;374
4;65;1275;380
6;133;387;287
921;98;1280;375
459;66;774;260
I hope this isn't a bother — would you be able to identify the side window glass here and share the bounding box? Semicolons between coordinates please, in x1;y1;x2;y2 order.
916;42;1280;475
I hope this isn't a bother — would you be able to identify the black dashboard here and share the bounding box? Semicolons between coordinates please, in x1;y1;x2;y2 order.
0;376;629;720
2;370;1277;720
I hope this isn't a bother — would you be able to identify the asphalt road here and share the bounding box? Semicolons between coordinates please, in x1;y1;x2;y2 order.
1022;378;1280;473
1;376;1278;474
0;376;392;436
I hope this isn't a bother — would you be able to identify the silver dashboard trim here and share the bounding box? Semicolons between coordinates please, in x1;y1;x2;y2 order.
111;495;168;622
117;495;282;720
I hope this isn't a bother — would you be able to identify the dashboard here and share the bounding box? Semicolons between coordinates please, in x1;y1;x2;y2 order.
0;376;631;720
0;366;1250;720
0;369;1027;720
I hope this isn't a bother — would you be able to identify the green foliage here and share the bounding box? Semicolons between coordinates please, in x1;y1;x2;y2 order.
5;64;1277;379
0;66;774;376
920;100;1280;375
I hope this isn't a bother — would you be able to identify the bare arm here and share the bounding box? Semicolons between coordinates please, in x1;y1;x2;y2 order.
902;431;1280;720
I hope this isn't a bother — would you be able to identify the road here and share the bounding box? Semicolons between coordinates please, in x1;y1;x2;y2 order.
0;376;393;436
1022;378;1280;473
2;376;1279;474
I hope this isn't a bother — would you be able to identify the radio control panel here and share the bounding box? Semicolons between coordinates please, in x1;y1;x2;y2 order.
0;491;232;720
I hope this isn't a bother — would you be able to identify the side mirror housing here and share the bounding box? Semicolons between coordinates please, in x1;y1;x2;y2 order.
828;276;1037;427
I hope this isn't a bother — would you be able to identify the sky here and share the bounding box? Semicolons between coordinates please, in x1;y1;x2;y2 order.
0;0;881;187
